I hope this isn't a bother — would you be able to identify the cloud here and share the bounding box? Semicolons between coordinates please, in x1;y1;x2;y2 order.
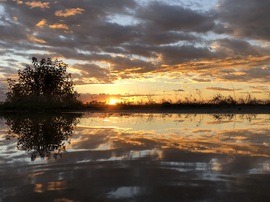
136;1;215;32
36;19;47;28
192;78;211;82
49;23;69;30
0;65;18;77
158;45;214;65
206;87;237;92
216;0;270;41
73;63;117;84
110;56;159;74
249;86;269;91
27;35;46;44
173;89;185;92
55;8;85;17
211;38;265;57
219;66;270;83
25;1;50;9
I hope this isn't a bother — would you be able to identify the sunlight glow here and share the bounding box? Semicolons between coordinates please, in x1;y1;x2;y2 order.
108;98;120;105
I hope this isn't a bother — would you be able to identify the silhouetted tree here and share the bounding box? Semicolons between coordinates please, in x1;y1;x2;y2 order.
5;113;80;160
6;57;80;108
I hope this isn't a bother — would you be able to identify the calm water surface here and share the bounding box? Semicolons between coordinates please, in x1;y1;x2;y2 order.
1;113;270;201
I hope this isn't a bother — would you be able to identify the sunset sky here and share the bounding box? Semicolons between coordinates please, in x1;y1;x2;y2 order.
0;0;270;103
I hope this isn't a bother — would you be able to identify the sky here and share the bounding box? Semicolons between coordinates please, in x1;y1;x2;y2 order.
0;0;270;103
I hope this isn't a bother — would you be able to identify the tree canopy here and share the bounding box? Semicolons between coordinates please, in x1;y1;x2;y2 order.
6;57;80;109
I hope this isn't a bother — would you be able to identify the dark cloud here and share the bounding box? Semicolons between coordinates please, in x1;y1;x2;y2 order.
219;66;270;83
216;0;270;41
212;38;265;57
192;78;211;82
158;45;214;65
174;89;185;92
206;87;238;92
0;15;28;43
136;2;215;32
135;31;200;46
109;56;159;74
0;66;18;76
73;63;117;84
249;86;269;91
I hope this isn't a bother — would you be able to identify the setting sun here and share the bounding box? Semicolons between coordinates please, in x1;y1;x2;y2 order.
108;98;120;105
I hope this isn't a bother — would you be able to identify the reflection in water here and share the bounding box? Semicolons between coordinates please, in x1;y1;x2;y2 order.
72;113;270;158
4;113;80;160
1;113;270;201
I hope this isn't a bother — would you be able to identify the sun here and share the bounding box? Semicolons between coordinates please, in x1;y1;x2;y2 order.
108;98;120;105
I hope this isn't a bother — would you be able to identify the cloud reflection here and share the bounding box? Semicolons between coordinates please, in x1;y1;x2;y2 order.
70;113;270;161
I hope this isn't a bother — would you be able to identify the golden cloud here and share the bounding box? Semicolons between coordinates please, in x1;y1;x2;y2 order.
16;0;23;4
25;1;50;9
55;8;85;17
27;35;46;44
36;19;47;28
49;23;69;30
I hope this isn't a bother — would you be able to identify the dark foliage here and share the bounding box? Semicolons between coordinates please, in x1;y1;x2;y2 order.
5;57;81;109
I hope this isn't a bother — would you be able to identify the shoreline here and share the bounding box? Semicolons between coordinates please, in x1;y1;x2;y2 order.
1;104;270;114
86;105;270;114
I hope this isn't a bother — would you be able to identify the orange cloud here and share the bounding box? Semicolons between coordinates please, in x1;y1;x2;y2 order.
55;8;85;17
49;23;69;30
36;19;47;28
12;16;18;22
25;1;50;9
16;0;23;4
27;35;46;44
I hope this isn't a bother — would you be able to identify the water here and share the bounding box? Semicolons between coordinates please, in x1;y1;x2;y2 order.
0;113;270;201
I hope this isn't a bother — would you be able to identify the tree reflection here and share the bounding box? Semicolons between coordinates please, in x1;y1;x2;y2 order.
4;113;80;161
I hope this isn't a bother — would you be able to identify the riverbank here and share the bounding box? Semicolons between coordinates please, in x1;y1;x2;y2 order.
1;103;270;114
84;104;270;114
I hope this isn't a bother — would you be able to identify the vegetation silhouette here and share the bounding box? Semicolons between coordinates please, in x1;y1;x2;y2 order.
4;113;80;161
5;57;81;110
